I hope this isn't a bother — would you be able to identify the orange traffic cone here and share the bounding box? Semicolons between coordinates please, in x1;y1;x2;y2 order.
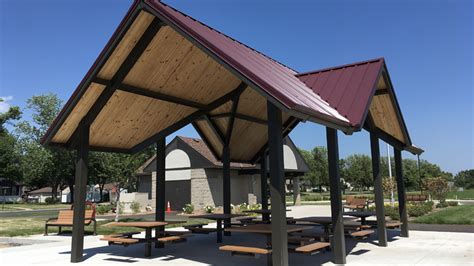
166;201;172;213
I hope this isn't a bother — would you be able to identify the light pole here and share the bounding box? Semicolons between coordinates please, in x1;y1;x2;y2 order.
387;144;394;207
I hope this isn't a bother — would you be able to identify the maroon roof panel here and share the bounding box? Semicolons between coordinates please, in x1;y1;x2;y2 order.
144;0;350;128
296;58;384;127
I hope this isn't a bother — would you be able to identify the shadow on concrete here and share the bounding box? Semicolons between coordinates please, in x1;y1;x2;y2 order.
59;228;405;265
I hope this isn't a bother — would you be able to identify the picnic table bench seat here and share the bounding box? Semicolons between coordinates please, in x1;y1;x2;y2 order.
293;242;331;255
157;234;192;243
44;210;96;236
219;245;271;257
291;231;329;242
184;223;217;234
350;229;374;239
386;221;402;229
100;236;140;246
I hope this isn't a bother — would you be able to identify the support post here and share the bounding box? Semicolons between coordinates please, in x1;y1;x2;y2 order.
71;122;89;263
260;150;269;222
370;133;387;246
267;101;288;266
222;144;231;235
326;127;346;264
395;148;409;237
292;176;301;206
155;137;166;247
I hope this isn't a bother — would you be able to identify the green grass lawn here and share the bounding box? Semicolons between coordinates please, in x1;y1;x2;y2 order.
0;203;70;211
0;216;211;237
446;189;474;200
413;205;474;225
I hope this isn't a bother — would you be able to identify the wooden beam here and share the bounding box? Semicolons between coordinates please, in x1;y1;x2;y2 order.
267;100;288;266
70;122;89;263
130;82;247;153
203;115;225;145
192;121;222;161
395;148;409;237
93;78;207;110
68;18;163;149
209;112;267;125
370;132;388;247
374;89;389;96
326;127;346;264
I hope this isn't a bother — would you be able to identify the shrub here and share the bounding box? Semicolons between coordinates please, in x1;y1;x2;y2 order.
118;202;124;215
238;203;248;212
249;203;262;210
447;201;459;207
204;205;215;213
423;177;449;201
130;201;141;214
436;200;449;209
182;203;194;214
44;197;57;204
408;201;433;217
96;204;111;215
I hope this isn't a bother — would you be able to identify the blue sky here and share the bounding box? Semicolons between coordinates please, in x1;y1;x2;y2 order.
1;0;472;174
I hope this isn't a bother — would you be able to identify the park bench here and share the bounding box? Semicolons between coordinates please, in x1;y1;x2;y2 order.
344;197;368;211
44;210;96;236
406;194;427;202
219;245;271;257
184;223;217;234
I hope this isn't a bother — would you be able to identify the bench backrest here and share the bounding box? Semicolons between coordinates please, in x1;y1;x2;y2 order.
56;210;95;223
345;195;355;204
406;194;427;202
352;198;367;205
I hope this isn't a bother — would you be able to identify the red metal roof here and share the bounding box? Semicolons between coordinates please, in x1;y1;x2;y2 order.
296;58;384;128
144;0;350;128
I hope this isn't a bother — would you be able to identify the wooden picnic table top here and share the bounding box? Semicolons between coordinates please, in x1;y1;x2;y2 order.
106;221;168;228
294;216;356;224
242;209;291;215
224;224;313;234
343;211;377;218
190;213;244;220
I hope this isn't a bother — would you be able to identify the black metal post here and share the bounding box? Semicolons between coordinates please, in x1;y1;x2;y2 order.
326;127;346;264
222;144;231;235
267;101;288;266
370;133;387;246
260;150;269;222
395;148;409;237
155;137;166;247
71;122;89;263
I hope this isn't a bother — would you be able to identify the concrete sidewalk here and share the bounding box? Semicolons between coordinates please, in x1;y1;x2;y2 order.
0;205;472;265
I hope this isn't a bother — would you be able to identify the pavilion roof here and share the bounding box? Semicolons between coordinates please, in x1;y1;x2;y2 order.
41;0;422;161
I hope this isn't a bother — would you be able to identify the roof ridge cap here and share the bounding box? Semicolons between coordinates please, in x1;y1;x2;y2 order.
296;57;385;77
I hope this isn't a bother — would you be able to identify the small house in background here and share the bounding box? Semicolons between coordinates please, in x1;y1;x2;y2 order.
0;178;25;203
28;187;61;203
136;136;309;211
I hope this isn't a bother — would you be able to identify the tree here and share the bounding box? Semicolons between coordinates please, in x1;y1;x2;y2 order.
298;147;329;191
15;93;74;201
454;169;474;189
0;99;22;182
341;154;372;191
423;177;449;201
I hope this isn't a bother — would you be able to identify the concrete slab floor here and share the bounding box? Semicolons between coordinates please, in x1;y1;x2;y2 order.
0;205;472;266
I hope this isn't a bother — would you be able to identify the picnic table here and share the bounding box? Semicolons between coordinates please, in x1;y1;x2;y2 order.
225;223;313;265
190;213;243;243
294;216;356;234
242;209;291;215
343;211;376;225
106;221;169;257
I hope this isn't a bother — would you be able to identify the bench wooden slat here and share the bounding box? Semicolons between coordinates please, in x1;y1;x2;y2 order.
186;227;217;234
295;242;330;253
100;236;139;244
386;222;402;229
350;230;374;238
158;234;192;243
219;245;271;255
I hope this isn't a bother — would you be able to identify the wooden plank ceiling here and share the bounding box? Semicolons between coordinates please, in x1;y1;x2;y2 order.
50;11;295;162
369;74;405;143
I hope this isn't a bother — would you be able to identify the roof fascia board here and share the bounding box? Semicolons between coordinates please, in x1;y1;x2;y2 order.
41;1;144;147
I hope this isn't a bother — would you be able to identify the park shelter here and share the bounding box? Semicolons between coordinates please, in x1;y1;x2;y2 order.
41;0;423;265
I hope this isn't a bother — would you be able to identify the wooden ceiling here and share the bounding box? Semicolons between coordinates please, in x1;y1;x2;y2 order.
368;73;406;143
49;10;296;162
